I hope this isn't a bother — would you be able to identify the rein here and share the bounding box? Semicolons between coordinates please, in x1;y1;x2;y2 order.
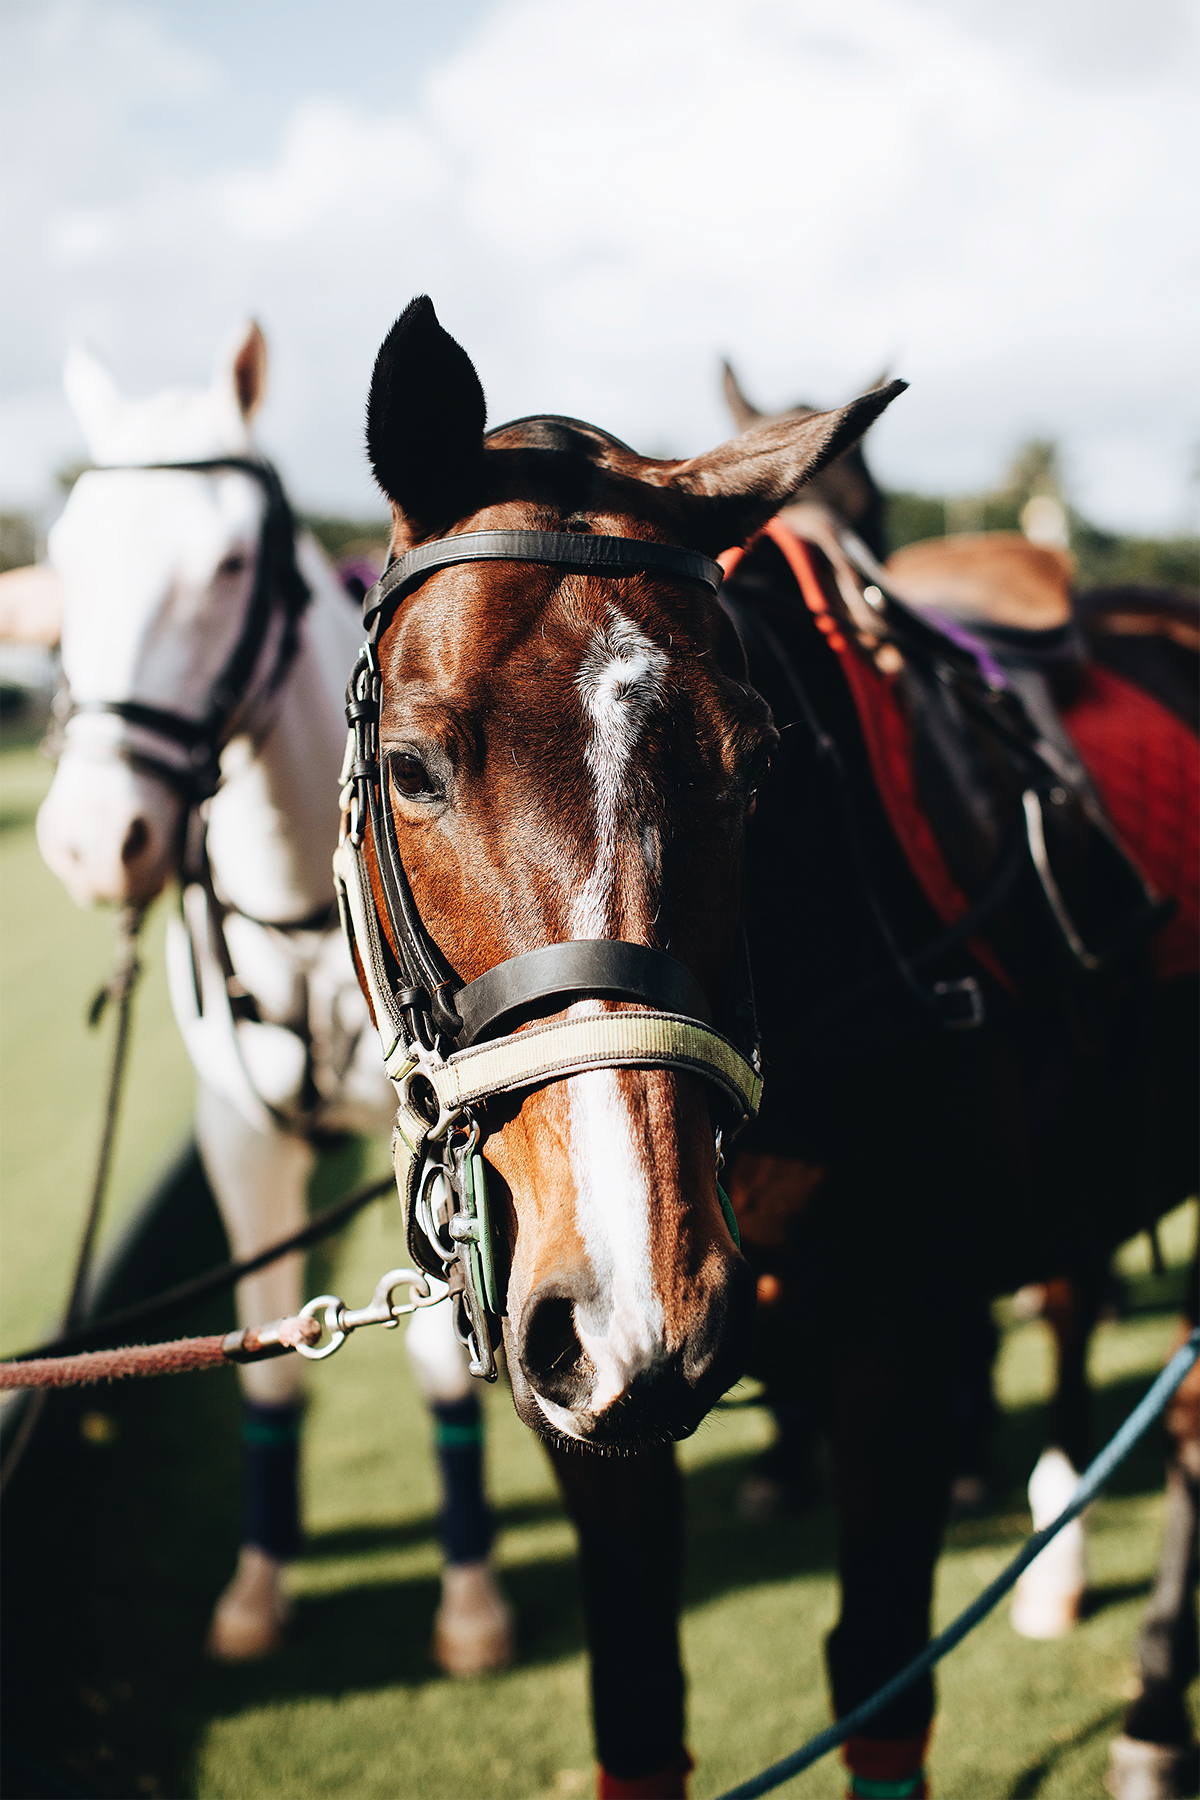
335;530;762;1378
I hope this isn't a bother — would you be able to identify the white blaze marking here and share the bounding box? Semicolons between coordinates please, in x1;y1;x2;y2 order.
566;609;669;1412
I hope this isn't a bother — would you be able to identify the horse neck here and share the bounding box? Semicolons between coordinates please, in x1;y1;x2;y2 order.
205;539;362;922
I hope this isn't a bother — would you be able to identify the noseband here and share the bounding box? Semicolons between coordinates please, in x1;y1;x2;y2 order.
334;530;762;1377
64;458;310;802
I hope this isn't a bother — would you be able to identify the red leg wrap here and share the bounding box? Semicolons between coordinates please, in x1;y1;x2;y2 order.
598;1749;694;1799
843;1730;931;1798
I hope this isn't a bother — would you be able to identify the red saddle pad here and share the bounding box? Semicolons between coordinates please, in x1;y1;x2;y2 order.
1060;665;1199;981
725;523;1198;986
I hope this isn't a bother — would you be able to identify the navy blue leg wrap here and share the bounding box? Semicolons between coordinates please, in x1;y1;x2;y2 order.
240;1400;302;1561
433;1396;494;1566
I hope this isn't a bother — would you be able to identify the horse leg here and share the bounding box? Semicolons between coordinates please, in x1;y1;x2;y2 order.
194;1083;313;1661
728;1153;828;1519
405;1300;514;1675
825;1337;950;1800
1107;1316;1200;1800
546;1441;689;1800
945;1293;998;1518
1011;1271;1101;1639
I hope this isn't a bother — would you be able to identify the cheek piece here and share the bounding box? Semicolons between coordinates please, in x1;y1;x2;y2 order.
333;528;759;1380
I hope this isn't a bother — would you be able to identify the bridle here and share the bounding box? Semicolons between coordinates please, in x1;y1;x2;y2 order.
63;458;311;803
55;458;338;1130
333;529;764;1378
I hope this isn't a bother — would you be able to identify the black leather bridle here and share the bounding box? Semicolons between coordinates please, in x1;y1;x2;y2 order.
65;458;311;802
335;526;762;1375
342;528;756;1061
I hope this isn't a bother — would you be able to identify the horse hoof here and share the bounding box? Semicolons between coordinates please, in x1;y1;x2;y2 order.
433;1560;515;1676
206;1546;292;1662
1105;1734;1200;1800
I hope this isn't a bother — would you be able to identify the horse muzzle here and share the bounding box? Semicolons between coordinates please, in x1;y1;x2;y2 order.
507;1248;756;1448
37;751;181;907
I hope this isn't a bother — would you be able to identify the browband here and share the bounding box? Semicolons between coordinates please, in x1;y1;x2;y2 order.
363;530;724;639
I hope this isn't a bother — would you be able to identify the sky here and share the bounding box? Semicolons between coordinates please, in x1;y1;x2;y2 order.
1;0;1197;534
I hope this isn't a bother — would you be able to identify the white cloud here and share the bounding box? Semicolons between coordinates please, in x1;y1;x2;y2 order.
2;0;1196;532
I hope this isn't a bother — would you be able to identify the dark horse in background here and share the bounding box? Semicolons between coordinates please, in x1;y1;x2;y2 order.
720;365;1200;1799
354;300;1197;1800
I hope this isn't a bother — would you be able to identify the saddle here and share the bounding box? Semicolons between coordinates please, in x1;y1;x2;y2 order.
739;512;1197;999
881;532;1199;985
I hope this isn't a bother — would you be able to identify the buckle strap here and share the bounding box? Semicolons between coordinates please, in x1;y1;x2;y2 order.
396;1011;763;1131
364;529;725;638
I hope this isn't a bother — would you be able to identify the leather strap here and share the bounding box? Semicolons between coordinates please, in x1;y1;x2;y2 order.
454;938;713;1045
363;530;724;639
395;1011;762;1141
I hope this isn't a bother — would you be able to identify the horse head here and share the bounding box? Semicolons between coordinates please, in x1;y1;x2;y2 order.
36;322;278;906
355;297;902;1449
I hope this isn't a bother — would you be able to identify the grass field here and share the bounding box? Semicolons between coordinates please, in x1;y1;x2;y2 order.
1;723;1196;1800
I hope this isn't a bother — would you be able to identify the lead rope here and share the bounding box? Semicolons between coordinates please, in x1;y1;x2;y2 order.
717;1326;1200;1800
0;905;145;1495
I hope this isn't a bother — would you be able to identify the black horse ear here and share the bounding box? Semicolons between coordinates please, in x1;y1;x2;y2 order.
366;296;487;540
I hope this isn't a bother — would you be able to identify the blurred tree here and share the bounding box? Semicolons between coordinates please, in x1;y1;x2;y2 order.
883;436;1197;590
0;514;37;574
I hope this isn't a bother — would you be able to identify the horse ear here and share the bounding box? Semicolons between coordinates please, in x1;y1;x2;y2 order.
63;345;124;456
366;296;487;542
217;320;269;422
668;380;906;551
721;360;763;433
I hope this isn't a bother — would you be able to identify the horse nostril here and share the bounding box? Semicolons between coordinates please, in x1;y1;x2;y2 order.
120;817;151;866
521;1292;592;1409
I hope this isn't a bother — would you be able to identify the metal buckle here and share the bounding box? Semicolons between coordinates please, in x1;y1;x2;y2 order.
293;1266;439;1361
931;976;985;1031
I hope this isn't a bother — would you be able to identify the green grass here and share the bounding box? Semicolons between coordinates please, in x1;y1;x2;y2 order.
0;726;195;1354
1;727;1196;1799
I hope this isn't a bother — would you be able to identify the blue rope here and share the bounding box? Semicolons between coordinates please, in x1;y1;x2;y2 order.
717;1326;1200;1800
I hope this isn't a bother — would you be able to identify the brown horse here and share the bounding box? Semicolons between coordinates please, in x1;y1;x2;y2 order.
348;303;1196;1800
349;297;897;1454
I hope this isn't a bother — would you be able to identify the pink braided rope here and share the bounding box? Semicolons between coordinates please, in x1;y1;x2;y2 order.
0;1335;230;1389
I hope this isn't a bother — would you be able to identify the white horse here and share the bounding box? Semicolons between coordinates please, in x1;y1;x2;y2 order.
35;322;513;1671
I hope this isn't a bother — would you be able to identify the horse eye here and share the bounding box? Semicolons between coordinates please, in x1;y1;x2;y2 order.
391;754;433;797
746;745;771;798
217;553;248;579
